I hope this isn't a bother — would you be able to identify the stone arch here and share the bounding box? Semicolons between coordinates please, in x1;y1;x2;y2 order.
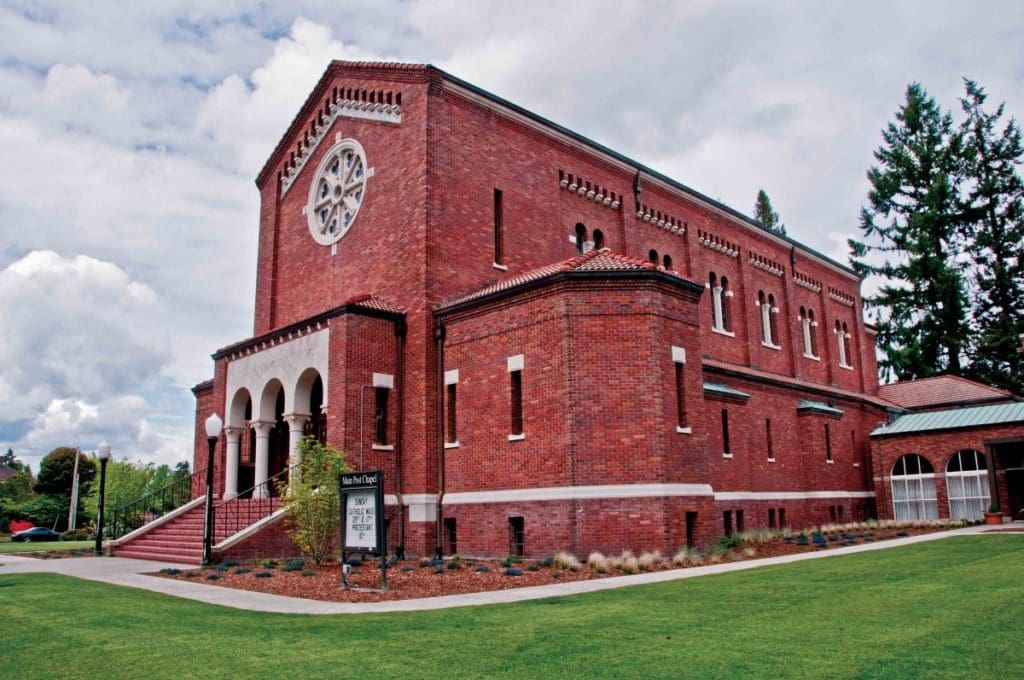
227;387;252;429
258;378;285;422
293;367;323;416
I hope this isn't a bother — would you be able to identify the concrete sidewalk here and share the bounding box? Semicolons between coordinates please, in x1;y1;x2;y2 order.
0;523;1004;615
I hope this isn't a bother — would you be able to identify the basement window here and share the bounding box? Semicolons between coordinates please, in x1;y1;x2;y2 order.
508;516;525;557
444;517;457;555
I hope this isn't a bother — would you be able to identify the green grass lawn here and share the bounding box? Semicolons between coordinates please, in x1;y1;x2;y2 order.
0;539;93;554
1;536;1021;679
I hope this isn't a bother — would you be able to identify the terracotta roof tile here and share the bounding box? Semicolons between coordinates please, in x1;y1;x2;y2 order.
344;294;405;314
877;375;1015;410
437;249;675;309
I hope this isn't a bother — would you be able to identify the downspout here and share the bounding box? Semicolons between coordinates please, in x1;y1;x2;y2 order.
393;317;407;559
434;317;447;559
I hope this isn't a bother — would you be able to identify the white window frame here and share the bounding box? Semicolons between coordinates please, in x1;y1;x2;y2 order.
946;450;991;521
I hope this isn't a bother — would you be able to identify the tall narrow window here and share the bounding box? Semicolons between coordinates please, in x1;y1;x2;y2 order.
593;229;605;249
808;310;817;356
648;249;659;264
758;291;770;343
800;307;818;358
721;409;731;456
510;370;523;436
765;418;774;460
836;320;851;368
709;273;722;329
443;517;457;555
736;509;745;534
768;294;779;345
841;322;852;367
685;511;698;548
723;510;733;536
778;507;786;528
575;223;587;255
824;423;832;462
768;508;776;529
663;254;673;270
446;383;457;444
373;387;389;444
493;189;504;265
720;276;732;332
673;346;687;431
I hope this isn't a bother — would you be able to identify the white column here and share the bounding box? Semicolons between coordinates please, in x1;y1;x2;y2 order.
251;420;274;499
282;413;310;481
223;427;242;500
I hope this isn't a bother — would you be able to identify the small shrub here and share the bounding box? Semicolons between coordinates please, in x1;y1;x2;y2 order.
261;560;278;569
611;550;639;574
587;551;609;574
504;567;523;576
447;555;462;570
401;565;416;573
159;568;181;575
419;558;433;568
213;565;229;572
712;535;741;553
540;556;555;567
184;571;199;578
505;554;523;564
233;567;251;574
527;563;540;572
60;528;90;541
475;565;489;573
553;550;581;571
743;546;757;558
254;571;274;578
282;558;306;572
222;560;239;567
205;573;223;581
672;547;704;567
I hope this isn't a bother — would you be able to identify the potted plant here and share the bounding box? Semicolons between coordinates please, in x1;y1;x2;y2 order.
983;503;1003;525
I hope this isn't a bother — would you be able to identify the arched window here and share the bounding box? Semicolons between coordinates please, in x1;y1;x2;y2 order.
891;454;938;520
758;291;769;343
841;322;852;367
768;294;779;346
663;254;673;270
593;229;605;249
720;276;732;332
835;320;849;367
575;223;587;255
709;273;721;329
808;310;817;356
946;450;990;520
648;249;659;264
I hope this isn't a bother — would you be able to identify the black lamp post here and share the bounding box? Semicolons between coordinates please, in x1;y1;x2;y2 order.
95;441;111;556
202;413;222;565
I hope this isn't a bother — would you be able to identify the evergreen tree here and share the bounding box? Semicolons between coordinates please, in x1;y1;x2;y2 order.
849;83;970;381
959;79;1024;393
754;189;786;235
34;447;96;497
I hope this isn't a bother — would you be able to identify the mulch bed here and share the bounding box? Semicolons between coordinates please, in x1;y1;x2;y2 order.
14;548;95;560
147;523;967;603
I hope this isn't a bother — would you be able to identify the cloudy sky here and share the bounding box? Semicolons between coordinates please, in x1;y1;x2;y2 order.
1;1;1022;471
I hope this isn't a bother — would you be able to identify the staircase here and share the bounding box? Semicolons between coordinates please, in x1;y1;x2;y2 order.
112;503;206;564
111;497;284;564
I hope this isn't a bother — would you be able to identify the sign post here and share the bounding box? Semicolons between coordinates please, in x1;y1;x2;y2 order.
339;470;386;591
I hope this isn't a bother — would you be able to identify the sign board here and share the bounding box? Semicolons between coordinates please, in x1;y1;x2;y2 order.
339;470;384;555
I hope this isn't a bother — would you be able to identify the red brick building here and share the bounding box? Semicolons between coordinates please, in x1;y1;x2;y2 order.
117;61;1019;563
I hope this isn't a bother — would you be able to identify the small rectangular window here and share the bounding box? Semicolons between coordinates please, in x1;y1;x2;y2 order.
510;369;523;436
493;189;504;265
446;383;457;444
443;517;457;555
765;418;773;459
685;511;698;548
721;409;731;455
736;509;745;534
374;387;389;444
723;510;733;537
829;505;837;523
824;423;832;462
768;508;776;529
779;507;787;528
508;516;525;557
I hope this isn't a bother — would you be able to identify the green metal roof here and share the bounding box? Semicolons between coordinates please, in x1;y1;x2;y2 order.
871;401;1024;437
703;382;751;401
796;399;844;417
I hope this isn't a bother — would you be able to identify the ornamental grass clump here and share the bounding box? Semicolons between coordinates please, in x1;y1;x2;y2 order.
587;551;609;574
610;550;639;574
279;436;352;566
672;547;703;567
552;550;582;571
637;550;662;571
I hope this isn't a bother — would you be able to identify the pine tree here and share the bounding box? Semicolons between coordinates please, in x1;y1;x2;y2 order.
754;190;786;235
959;79;1024;393
849;83;970;381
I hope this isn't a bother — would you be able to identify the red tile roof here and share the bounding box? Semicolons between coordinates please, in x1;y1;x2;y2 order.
878;375;1016;410
437;248;678;309
344;294;405;314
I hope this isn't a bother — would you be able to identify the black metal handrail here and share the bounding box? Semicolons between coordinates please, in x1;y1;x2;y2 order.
108;468;204;539
211;464;298;544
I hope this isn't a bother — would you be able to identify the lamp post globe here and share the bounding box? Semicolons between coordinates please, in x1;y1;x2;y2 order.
95;442;111;555
202;413;222;564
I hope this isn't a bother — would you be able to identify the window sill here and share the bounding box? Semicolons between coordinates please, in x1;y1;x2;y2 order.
839;363;854;371
803;353;820;362
492;263;508;271
767;457;776;463
371;443;394;451
761;342;782;351
444;441;460;449
853;462;861;467
508;433;526;441
826;459;834;464
676;426;692;434
712;327;736;338
722;453;733;459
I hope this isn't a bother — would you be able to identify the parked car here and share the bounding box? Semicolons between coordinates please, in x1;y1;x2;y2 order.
10;527;61;542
